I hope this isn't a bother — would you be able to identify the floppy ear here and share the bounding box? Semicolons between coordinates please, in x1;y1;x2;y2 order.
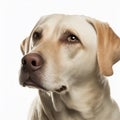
20;37;30;55
87;18;120;76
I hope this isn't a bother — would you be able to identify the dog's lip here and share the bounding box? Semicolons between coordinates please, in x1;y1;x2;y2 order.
23;78;38;87
20;71;67;92
22;77;46;90
23;78;67;92
55;85;67;93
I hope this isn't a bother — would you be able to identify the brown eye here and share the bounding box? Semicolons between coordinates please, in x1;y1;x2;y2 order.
33;31;41;40
67;34;79;43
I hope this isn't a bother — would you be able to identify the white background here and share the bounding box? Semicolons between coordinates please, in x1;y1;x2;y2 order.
0;0;120;120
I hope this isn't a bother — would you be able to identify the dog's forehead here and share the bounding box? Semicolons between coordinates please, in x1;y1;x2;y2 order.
36;14;90;30
34;14;97;47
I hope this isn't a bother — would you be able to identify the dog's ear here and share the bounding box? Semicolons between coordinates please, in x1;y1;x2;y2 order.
20;37;30;55
87;18;120;76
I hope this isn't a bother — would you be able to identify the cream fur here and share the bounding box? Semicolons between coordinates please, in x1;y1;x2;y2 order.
20;14;120;120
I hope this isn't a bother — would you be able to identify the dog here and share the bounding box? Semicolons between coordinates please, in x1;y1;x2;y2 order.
19;14;120;120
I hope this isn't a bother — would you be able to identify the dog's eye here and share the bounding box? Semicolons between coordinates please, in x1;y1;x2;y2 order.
60;31;82;45
32;31;41;41
67;34;79;43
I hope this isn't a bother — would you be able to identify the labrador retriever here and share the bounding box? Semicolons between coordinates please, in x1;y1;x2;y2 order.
19;14;120;120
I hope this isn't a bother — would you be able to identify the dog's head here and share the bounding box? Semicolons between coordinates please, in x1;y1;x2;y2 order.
19;14;120;93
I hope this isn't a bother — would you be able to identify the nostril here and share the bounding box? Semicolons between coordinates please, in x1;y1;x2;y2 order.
31;60;37;66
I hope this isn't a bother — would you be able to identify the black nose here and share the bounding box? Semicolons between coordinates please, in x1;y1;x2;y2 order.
21;53;44;71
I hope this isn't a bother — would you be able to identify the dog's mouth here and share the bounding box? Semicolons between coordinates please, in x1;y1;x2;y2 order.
22;77;47;90
55;85;67;93
20;73;67;93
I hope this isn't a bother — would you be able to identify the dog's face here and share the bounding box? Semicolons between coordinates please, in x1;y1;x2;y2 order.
19;14;120;93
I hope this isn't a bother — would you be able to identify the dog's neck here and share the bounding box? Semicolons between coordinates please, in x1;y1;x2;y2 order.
60;74;112;119
40;74;119;120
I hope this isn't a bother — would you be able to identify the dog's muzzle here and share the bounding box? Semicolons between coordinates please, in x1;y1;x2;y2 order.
19;53;45;88
19;53;67;93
